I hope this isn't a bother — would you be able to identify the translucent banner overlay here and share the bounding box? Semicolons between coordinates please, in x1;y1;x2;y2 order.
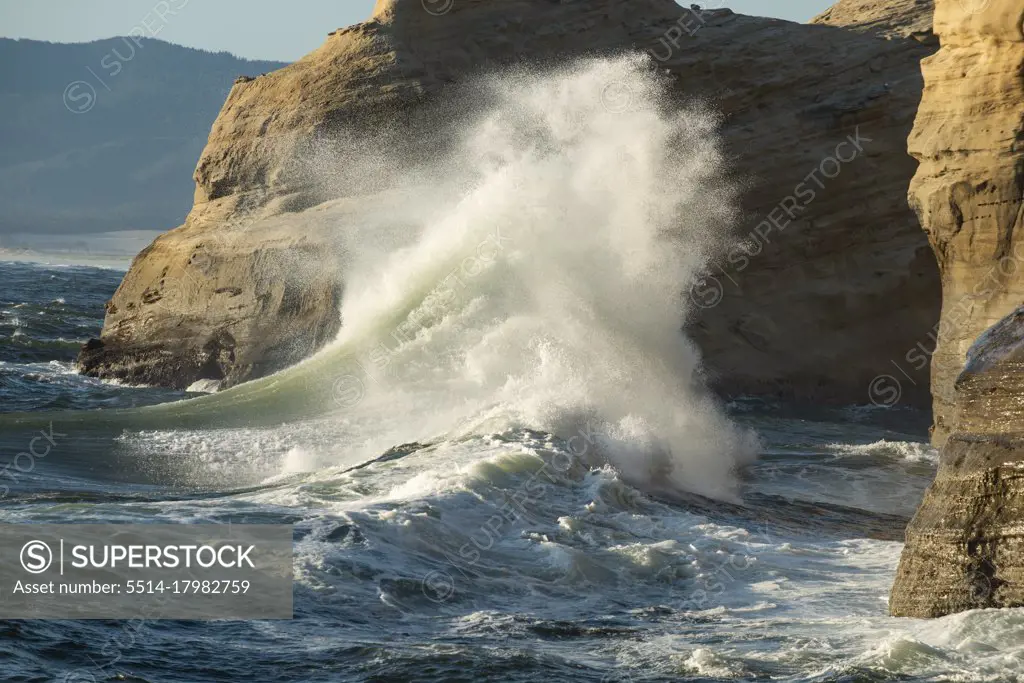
0;524;293;619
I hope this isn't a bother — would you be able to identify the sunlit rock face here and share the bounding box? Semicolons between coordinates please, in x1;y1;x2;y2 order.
811;0;936;40
903;0;1024;446
79;0;940;397
889;0;1024;619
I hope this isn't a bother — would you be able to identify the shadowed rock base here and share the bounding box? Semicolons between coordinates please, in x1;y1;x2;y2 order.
891;307;1024;617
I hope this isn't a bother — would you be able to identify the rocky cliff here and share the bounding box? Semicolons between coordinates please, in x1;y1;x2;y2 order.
890;305;1024;616
889;0;1024;619
811;0;936;39
904;0;1024;445
80;0;941;397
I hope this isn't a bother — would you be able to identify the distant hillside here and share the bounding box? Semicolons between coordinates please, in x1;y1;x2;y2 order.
0;37;285;236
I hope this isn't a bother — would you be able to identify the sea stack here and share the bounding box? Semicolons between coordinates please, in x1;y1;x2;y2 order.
904;0;1024;447
890;0;1024;617
890;306;1024;616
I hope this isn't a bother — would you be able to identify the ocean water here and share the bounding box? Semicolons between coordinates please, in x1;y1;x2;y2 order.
2;56;1022;682
0;260;194;414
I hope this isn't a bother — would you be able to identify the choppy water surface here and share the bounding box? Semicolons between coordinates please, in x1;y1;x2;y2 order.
3;55;1022;682
5;328;1018;682
5;266;1021;683
0;260;193;413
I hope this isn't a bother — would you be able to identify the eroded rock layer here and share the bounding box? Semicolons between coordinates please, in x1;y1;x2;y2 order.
811;0;936;40
80;0;940;396
890;306;1024;617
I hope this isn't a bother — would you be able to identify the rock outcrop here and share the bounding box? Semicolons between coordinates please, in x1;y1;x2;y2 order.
811;0;936;40
890;0;1023;618
904;0;1024;446
890;306;1024;617
80;0;941;397
76;212;343;390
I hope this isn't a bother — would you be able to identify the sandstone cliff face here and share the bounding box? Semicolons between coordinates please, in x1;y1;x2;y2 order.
811;0;935;39
890;305;1024;617
80;0;941;398
77;213;343;390
891;0;1024;618
905;0;1024;445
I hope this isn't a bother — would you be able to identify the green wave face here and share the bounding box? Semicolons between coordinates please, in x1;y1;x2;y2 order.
2;55;758;502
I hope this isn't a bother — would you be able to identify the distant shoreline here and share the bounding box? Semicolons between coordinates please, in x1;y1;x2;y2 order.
0;230;160;270
0;251;131;270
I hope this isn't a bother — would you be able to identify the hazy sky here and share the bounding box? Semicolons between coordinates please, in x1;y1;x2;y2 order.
0;1;836;62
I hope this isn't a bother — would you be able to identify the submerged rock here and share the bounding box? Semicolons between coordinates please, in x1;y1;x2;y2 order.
80;0;940;397
890;305;1024;617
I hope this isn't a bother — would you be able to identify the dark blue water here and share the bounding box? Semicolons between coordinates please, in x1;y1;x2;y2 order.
3;260;1018;683
0;260;189;413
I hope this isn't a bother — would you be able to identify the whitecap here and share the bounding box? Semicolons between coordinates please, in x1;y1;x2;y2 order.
826;439;938;463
